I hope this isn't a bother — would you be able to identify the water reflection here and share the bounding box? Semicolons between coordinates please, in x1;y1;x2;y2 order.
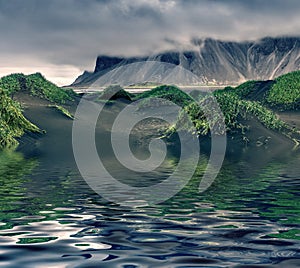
0;146;299;266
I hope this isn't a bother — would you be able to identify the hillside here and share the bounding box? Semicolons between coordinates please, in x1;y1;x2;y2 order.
178;72;300;144
0;70;299;149
0;73;76;104
0;73;77;148
72;37;300;87
0;89;40;148
224;71;300;110
121;73;299;144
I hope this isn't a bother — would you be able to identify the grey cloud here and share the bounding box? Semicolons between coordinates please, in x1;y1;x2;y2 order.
0;0;299;84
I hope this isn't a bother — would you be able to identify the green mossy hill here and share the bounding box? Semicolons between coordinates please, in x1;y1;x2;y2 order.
267;71;300;110
0;89;40;149
99;85;133;101
226;71;300;110
230;80;274;100
174;91;289;138
214;91;289;134
134;85;195;107
0;73;76;104
169;83;298;142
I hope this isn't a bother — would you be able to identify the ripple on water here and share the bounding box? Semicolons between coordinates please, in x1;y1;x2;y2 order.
0;149;300;267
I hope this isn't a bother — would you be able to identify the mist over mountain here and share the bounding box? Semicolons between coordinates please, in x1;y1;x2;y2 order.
72;37;300;87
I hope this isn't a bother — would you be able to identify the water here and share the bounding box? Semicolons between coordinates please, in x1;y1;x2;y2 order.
0;102;300;267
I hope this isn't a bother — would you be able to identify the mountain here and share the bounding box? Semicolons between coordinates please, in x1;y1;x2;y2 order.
72;37;300;87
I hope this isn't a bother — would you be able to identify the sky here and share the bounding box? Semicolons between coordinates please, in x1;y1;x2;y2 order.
0;0;300;86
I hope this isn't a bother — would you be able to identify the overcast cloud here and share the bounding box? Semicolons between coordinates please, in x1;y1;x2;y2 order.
0;0;299;85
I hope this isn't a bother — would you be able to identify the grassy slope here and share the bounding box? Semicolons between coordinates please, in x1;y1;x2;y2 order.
174;91;291;138
99;85;133;101
0;89;40;148
134;85;194;107
176;71;299;141
1;71;298;149
0;73;77;149
0;73;76;104
267;70;300;110
133;77;298;142
227;71;300;110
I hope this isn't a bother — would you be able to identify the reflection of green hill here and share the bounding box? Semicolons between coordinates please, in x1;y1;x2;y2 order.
0;150;84;230
152;150;300;240
0;150;38;227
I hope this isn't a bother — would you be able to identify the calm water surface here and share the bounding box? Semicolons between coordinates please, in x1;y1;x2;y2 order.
0;103;300;267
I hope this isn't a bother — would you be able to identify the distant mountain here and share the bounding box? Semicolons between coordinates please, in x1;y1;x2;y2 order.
72;37;300;87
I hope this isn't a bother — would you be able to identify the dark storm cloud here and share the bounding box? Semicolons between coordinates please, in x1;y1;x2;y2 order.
0;0;299;84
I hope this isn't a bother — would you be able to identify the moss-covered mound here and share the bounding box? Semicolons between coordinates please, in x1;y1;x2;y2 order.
99;85;133;101
0;73;76;104
0;72;80;149
174;92;290;138
134;85;195;107
0;89;40;148
167;82;298;143
266;71;300;110
225;71;300;110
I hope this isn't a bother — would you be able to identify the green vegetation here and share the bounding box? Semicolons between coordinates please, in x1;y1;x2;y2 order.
0;70;298;149
17;237;58;244
173;91;288;137
224;71;300;110
0;72;77;149
231;80;260;98
268;229;300;240
0;73;76;104
26;73;76;104
0;89;40;148
166;72;300;140
134;85;194;107
48;105;74;119
215;91;288;132
100;85;133;101
0;150;38;227
154;83;296;141
0;73;27;94
267;71;300;110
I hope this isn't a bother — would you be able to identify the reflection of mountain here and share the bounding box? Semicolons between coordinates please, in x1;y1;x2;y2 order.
72;37;300;87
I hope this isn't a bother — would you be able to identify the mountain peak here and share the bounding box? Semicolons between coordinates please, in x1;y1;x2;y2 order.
72;37;300;87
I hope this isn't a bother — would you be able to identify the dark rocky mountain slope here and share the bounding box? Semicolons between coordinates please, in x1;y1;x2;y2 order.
72;37;300;87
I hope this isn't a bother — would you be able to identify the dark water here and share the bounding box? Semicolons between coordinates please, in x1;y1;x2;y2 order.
0;147;299;267
0;102;300;267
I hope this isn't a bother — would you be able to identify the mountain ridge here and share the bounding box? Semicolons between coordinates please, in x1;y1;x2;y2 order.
72;36;300;87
